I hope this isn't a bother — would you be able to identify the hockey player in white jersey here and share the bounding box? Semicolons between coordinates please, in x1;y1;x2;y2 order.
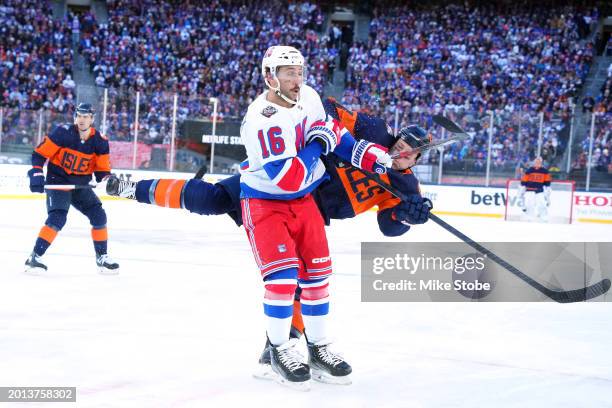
240;46;391;390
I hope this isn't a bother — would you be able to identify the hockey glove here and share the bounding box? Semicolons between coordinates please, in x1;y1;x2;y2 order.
27;167;45;193
392;195;433;225
95;171;111;183
306;115;343;155
351;139;392;175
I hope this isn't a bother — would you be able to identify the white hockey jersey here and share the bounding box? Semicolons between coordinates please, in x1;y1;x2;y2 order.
239;84;328;200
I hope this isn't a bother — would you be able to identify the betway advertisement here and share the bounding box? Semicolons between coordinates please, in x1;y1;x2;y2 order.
420;184;612;223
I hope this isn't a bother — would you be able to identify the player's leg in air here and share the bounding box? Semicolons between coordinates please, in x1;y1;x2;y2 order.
105;174;243;225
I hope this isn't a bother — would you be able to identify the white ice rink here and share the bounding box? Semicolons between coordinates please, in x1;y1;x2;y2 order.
1;197;611;407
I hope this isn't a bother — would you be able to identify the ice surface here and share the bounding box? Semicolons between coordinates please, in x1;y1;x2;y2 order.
1;198;611;407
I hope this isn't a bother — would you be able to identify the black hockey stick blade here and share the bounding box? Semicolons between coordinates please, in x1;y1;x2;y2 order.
428;213;611;303
348;165;611;303
432;115;469;136
545;278;611;303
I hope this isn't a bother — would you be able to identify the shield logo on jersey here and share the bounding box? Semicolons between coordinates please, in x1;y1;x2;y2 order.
277;244;287;253
261;106;277;118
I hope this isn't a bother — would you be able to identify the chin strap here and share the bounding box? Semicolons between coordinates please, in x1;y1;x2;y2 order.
76;124;92;133
265;75;299;105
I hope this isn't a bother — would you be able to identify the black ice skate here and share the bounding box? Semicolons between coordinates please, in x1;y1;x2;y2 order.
105;175;136;199
96;254;120;275
24;251;47;274
253;326;303;380
308;341;352;385
269;338;311;390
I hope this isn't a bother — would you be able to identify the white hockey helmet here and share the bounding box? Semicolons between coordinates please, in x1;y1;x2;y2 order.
261;45;305;105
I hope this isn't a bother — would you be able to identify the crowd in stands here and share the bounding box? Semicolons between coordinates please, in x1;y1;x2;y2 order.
573;62;612;173
0;0;75;145
342;3;598;171
79;0;329;141
0;0;609;177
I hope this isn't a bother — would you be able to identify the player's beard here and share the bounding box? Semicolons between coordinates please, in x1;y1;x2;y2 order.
282;86;300;104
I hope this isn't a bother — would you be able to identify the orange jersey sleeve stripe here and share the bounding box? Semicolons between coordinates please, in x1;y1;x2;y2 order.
377;196;401;212
91;227;108;241
154;179;186;208
35;136;62;159
38;225;58;243
94;153;111;172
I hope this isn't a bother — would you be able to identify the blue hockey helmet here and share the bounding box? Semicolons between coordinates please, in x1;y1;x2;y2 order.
396;125;431;149
74;102;95;118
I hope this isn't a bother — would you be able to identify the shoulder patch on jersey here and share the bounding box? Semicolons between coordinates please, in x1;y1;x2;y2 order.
261;106;277;118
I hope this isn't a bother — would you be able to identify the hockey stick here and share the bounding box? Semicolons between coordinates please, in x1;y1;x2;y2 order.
390;134;468;159
351;167;610;303
432;114;469;136
390;115;470;159
44;184;96;190
194;164;207;179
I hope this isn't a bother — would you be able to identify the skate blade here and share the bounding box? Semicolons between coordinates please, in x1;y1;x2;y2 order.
24;265;45;275
98;267;120;275
311;368;352;385
253;363;274;381
266;370;311;391
275;376;311;392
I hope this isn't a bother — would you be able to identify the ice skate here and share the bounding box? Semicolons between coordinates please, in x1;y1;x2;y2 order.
253;337;275;380
96;254;120;275
254;326;303;380
24;252;47;274
308;340;352;385
106;175;136;199
269;338;311;391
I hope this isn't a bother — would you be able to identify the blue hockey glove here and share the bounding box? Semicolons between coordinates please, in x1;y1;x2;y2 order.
95;171;111;183
27;167;45;193
392;195;432;225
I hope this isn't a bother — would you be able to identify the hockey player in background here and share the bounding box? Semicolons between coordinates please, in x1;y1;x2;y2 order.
24;103;120;274
519;157;552;221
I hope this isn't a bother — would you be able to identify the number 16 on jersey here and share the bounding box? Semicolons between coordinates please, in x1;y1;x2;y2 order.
257;127;285;159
